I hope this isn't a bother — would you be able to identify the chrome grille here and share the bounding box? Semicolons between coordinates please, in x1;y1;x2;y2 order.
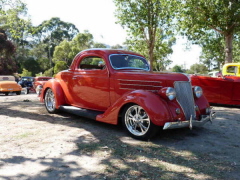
174;81;196;120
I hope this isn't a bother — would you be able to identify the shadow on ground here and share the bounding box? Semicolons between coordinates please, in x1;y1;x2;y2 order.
0;98;239;180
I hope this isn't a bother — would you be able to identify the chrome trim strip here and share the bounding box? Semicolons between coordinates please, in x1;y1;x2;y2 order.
118;79;162;83
119;87;162;90
119;83;162;88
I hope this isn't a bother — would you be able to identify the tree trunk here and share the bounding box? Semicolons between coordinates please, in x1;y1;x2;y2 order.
225;34;233;64
149;48;154;72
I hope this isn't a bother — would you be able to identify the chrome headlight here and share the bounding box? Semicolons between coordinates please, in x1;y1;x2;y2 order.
166;87;176;100
194;86;203;98
158;87;176;101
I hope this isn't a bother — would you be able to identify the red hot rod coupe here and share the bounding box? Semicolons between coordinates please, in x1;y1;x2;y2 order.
40;49;215;140
191;73;240;106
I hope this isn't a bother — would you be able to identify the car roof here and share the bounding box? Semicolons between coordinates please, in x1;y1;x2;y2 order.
79;48;144;57
0;76;15;81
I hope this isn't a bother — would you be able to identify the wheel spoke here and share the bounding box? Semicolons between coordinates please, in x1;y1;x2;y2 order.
139;122;147;132
124;105;151;137
132;122;138;130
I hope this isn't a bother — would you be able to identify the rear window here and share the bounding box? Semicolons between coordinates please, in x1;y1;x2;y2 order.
0;76;15;81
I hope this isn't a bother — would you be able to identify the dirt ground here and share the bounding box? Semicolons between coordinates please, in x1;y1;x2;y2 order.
0;93;239;180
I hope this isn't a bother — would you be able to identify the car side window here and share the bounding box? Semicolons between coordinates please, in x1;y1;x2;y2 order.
79;56;106;70
226;66;237;74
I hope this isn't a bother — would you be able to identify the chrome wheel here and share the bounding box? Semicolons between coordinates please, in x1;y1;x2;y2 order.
124;105;151;137
45;88;57;113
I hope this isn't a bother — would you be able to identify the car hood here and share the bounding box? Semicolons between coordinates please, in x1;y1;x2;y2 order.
113;71;189;88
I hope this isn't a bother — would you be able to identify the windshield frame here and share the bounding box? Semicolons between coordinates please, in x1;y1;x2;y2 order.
109;54;150;71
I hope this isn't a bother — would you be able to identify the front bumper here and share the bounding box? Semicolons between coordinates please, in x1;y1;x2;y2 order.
36;85;43;96
163;111;216;130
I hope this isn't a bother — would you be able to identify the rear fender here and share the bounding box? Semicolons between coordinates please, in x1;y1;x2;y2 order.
41;79;66;109
96;90;172;126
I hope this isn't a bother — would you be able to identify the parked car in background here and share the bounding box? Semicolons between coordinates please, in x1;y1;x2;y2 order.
18;76;34;94
40;49;215;140
222;63;240;76
208;71;221;77
191;74;240;106
191;63;240;106
33;76;52;95
0;75;22;95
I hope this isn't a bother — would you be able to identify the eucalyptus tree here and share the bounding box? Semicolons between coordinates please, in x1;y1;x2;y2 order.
171;65;184;73
111;44;123;49
125;29;175;71
31;17;79;75
198;33;225;70
0;0;31;59
52;31;93;69
176;0;240;64
33;17;79;55
93;42;108;48
114;0;175;71
186;63;208;75
233;33;240;62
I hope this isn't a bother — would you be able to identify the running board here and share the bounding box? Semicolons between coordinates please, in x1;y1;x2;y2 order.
59;106;103;120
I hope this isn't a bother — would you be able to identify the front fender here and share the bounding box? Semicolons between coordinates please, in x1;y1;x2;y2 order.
96;90;172;126
40;79;66;109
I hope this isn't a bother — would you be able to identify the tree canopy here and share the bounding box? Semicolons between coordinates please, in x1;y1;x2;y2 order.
1;0;240;76
176;0;240;64
0;28;17;74
114;0;175;71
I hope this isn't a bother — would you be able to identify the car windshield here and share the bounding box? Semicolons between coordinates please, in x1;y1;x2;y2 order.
22;77;34;81
109;54;150;71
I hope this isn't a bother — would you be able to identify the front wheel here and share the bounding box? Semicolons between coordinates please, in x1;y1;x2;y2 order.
122;104;160;140
36;85;42;95
44;88;59;113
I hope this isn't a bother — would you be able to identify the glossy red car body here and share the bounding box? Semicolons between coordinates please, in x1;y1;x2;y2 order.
33;77;52;89
40;49;215;139
191;74;240;106
33;76;52;95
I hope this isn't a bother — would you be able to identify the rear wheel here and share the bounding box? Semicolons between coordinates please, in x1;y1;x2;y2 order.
4;92;9;96
44;88;59;113
122;104;160;140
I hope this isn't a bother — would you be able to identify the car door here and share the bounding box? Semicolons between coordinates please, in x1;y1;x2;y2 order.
69;56;110;111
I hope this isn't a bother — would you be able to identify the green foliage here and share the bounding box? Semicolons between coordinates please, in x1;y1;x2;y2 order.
43;68;53;77
20;68;32;76
93;42;108;48
114;0;175;71
0;0;31;58
186;63;208;74
125;33;175;71
20;57;40;76
171;65;184;73
199;33;225;70
176;0;240;63
52;31;93;66
111;44;123;49
33;17;79;45
53;61;67;74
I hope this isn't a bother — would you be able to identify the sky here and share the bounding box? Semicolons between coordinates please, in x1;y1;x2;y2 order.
22;0;201;69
